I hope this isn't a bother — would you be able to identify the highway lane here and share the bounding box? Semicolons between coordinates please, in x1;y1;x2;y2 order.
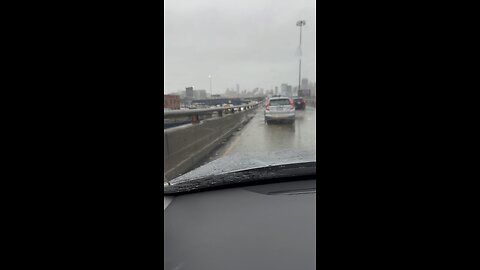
202;106;316;164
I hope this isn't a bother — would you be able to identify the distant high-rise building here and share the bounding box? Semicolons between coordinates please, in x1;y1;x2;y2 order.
193;90;207;99
286;85;292;97
236;84;240;94
281;84;288;96
186;87;194;99
281;84;292;97
301;78;309;90
274;86;278;95
197;90;207;99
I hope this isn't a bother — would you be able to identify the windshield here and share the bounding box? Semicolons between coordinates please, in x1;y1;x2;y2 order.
164;0;316;190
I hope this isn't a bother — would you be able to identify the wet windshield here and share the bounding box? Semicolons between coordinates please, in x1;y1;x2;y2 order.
164;0;316;189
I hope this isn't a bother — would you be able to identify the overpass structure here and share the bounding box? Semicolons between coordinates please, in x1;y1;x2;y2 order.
192;98;243;106
191;96;267;107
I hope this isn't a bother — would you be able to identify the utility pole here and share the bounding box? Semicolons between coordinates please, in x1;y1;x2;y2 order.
296;20;306;95
208;75;212;98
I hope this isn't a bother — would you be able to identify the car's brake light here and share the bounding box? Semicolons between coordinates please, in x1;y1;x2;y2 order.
289;99;295;109
266;101;270;111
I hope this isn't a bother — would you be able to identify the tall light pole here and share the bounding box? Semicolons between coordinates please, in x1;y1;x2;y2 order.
208;75;212;98
296;20;306;96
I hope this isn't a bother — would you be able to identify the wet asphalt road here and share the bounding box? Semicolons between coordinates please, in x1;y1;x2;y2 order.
204;106;316;163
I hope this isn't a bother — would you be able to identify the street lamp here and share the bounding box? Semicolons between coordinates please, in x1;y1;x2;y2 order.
208;75;212;98
296;20;306;96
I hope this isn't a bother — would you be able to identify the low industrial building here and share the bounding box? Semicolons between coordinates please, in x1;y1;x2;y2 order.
164;95;181;110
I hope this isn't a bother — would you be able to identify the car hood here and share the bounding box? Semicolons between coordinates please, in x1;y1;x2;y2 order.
164;150;315;208
166;150;315;185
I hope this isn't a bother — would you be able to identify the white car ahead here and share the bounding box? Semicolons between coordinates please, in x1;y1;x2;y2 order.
264;97;295;124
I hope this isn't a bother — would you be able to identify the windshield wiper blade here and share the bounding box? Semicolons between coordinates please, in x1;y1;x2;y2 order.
163;161;316;195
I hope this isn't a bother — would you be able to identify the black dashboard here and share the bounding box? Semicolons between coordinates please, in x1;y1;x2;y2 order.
164;179;316;270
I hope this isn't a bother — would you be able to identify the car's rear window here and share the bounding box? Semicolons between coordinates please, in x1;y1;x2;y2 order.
269;99;290;106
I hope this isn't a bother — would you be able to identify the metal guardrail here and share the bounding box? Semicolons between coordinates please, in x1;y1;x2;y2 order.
164;102;261;124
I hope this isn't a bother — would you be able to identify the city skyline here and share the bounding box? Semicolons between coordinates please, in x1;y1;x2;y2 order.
167;78;316;98
166;79;316;95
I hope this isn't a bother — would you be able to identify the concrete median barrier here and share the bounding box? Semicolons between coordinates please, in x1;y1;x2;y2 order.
164;110;255;181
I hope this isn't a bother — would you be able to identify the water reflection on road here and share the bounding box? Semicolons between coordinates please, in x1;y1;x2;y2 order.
219;107;316;157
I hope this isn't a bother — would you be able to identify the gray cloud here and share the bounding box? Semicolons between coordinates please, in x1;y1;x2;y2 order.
164;0;316;93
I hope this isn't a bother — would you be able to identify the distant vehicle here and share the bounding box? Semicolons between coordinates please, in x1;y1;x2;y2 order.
293;97;306;110
264;97;295;124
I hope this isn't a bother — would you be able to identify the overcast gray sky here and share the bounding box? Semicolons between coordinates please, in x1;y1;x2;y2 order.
164;0;316;94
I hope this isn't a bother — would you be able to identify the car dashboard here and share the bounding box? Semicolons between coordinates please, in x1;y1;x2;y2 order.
164;179;316;270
